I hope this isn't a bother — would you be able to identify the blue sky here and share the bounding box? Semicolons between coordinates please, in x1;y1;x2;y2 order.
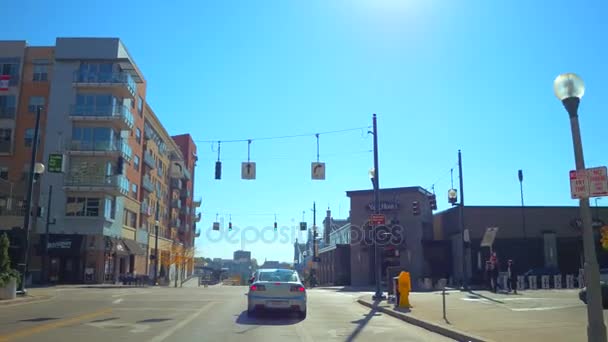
5;0;608;262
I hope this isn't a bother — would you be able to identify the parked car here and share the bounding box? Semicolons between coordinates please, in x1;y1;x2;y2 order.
247;268;307;318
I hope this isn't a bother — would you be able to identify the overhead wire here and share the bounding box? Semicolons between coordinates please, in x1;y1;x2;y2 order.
195;126;371;144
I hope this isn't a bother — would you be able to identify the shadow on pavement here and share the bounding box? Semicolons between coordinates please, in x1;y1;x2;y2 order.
467;291;505;304
137;318;172;323
345;306;382;342
19;317;59;322
235;310;302;326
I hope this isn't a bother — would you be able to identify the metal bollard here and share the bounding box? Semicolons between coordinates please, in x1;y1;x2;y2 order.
528;275;538;290
517;276;526;291
541;275;550;289
554;275;562;289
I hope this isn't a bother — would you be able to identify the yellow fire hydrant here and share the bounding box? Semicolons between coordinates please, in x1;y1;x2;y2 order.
398;271;412;308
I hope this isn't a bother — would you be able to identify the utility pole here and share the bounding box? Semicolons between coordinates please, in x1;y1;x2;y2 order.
42;185;55;283
371;114;384;300
19;105;42;294
518;170;527;238
311;201;317;287
154;201;160;286
458;150;467;290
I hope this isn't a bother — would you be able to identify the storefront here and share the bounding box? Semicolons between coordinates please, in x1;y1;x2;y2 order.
46;234;84;284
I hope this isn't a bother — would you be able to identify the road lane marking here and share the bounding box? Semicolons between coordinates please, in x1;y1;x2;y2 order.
112;307;198;312
147;302;215;342
510;305;583;311
0;308;112;342
112;298;124;304
86;321;151;333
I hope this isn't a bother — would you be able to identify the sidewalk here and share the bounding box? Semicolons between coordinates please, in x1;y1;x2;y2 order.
0;288;55;307
358;289;595;342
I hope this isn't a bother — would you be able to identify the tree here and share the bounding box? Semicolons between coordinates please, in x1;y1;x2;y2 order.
251;258;259;271
0;233;19;287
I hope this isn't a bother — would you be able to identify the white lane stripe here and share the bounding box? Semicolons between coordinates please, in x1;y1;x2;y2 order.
510;305;583;311
112;298;124;304
148;301;215;342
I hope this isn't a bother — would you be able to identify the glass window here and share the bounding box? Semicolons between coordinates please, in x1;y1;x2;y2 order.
132;183;138;197
133;155;140;171
33;64;48;81
0;95;16;118
258;270;298;282
137;96;143;116
0;166;7;180
66;196;99;217
136;128;141;144
24;128;34;147
28;96;45;113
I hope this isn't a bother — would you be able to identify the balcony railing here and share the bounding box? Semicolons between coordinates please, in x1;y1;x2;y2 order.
143;151;155;169
68;139;132;160
183;167;192;180
193;212;201;222
73;71;137;98
0;206;27;217
193;198;202;207
142;175;155;193
171;179;182;190
180;189;191;199
69;104;134;130
0;107;16;119
140;200;152;216
64;174;129;195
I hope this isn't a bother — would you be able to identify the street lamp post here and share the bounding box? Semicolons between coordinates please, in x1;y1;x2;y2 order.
18;105;44;294
554;72;607;342
370;113;384;301
154;201;160;286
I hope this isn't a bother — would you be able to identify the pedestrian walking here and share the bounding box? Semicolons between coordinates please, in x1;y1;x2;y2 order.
508;259;517;294
491;259;499;293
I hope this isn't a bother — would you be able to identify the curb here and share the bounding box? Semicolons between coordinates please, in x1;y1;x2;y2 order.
0;295;54;307
357;299;490;342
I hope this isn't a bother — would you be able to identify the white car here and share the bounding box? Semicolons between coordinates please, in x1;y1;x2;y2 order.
247;269;307;318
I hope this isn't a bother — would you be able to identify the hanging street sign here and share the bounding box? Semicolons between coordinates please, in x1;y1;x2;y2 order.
570;166;608;199
48;153;65;173
299;222;307;231
311;162;325;180
212;222;220;231
241;162;256;180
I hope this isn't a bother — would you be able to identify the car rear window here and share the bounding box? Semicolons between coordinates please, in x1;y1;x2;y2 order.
258;270;298;282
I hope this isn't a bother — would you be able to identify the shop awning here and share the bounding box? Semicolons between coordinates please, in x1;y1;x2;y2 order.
105;237;130;256
123;238;146;255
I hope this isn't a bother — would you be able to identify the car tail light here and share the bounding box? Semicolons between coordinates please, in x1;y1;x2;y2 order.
290;285;305;293
250;284;266;291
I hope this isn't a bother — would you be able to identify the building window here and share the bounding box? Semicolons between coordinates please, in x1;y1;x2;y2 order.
137;96;143;116
133;155;140;171
135;128;141;144
28;96;45;113
0;166;7;180
0;95;16;118
123;209;137;227
104;196;116;220
32;60;49;81
24;128;35;147
66;196;100;217
0;61;20;85
0;129;10;153
132;183;138;197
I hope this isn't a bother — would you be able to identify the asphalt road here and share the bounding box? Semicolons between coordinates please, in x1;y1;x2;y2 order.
0;282;454;342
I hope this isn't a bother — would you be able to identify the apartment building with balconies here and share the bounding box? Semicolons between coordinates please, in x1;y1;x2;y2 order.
0;37;199;285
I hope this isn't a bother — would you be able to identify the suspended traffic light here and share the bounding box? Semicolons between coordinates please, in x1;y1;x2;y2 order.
448;188;458;205
229;215;232;231
215;161;222;180
412;201;420;216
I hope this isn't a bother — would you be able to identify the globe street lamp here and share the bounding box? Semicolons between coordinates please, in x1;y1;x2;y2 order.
554;73;607;342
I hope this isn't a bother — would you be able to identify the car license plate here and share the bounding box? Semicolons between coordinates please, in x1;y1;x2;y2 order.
267;300;288;308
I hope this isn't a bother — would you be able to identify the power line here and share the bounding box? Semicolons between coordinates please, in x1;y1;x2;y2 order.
427;163;458;191
195;126;370;144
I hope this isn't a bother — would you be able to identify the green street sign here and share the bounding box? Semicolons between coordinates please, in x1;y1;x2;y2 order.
300;222;307;231
48;154;64;173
